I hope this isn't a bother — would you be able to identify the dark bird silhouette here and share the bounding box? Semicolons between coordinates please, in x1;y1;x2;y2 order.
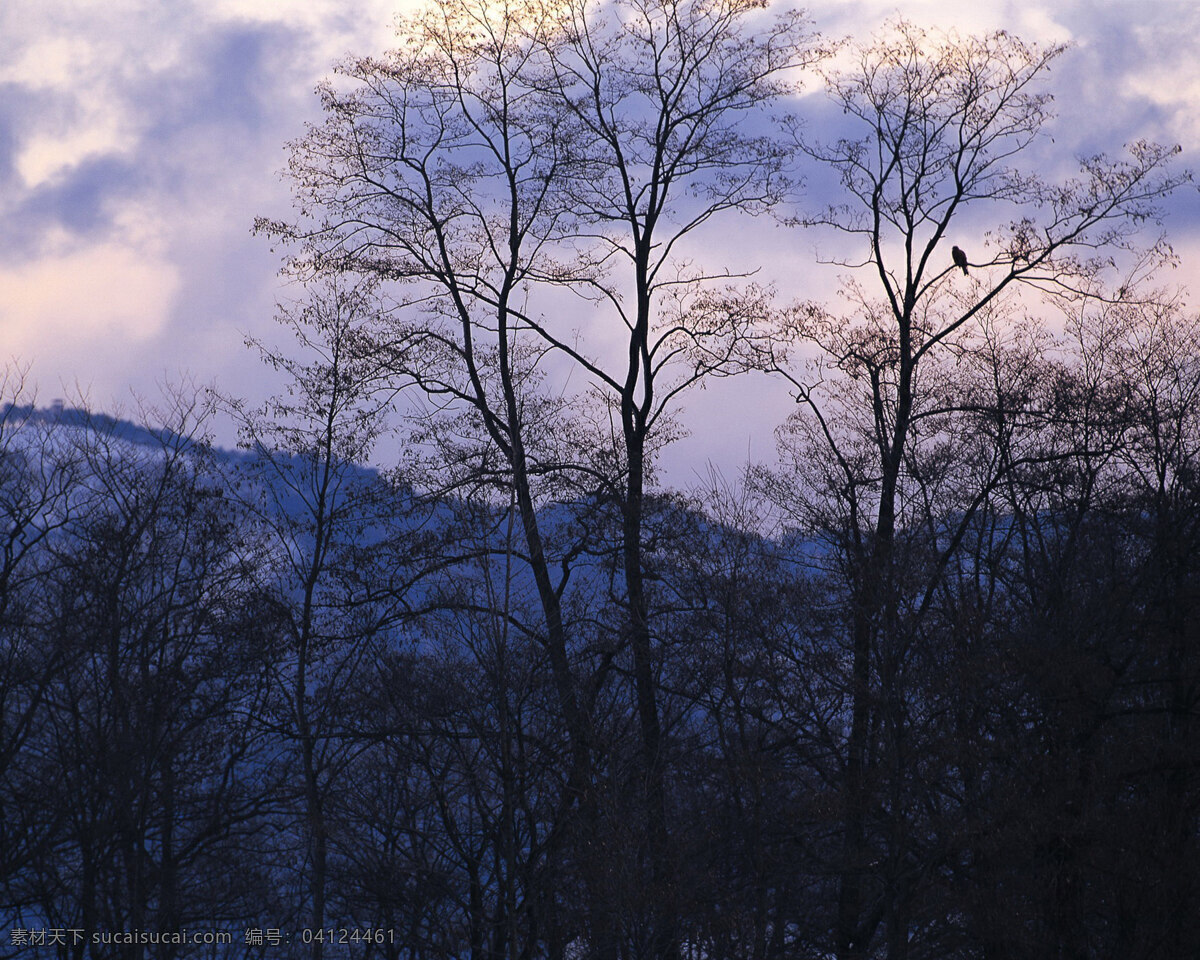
952;245;969;275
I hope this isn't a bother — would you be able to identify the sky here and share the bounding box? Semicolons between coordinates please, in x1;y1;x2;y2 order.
3;0;1200;483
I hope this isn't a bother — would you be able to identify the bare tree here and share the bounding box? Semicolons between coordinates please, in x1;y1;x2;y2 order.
0;371;79;781
260;15;607;949
532;7;827;953
260;2;825;955
225;279;412;958
7;392;276;956
761;20;1189;960
0;369;83;921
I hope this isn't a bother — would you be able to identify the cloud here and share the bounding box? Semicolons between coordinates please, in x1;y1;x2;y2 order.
0;17;145;193
806;0;1056;40
1119;8;1200;144
1;0;1199;479
0;241;179;353
0;1;321;401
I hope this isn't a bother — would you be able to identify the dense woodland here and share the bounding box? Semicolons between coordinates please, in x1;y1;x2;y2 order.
3;1;1199;958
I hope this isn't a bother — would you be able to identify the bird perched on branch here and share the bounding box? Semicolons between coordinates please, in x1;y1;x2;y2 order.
952;245;969;275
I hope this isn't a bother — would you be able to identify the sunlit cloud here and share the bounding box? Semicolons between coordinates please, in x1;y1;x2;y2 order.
0;242;179;352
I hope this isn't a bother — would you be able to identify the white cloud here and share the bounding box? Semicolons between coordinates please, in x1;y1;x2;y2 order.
16;123;131;191
0;243;180;353
808;0;1010;36
1122;13;1200;144
1008;4;1072;44
0;34;137;188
